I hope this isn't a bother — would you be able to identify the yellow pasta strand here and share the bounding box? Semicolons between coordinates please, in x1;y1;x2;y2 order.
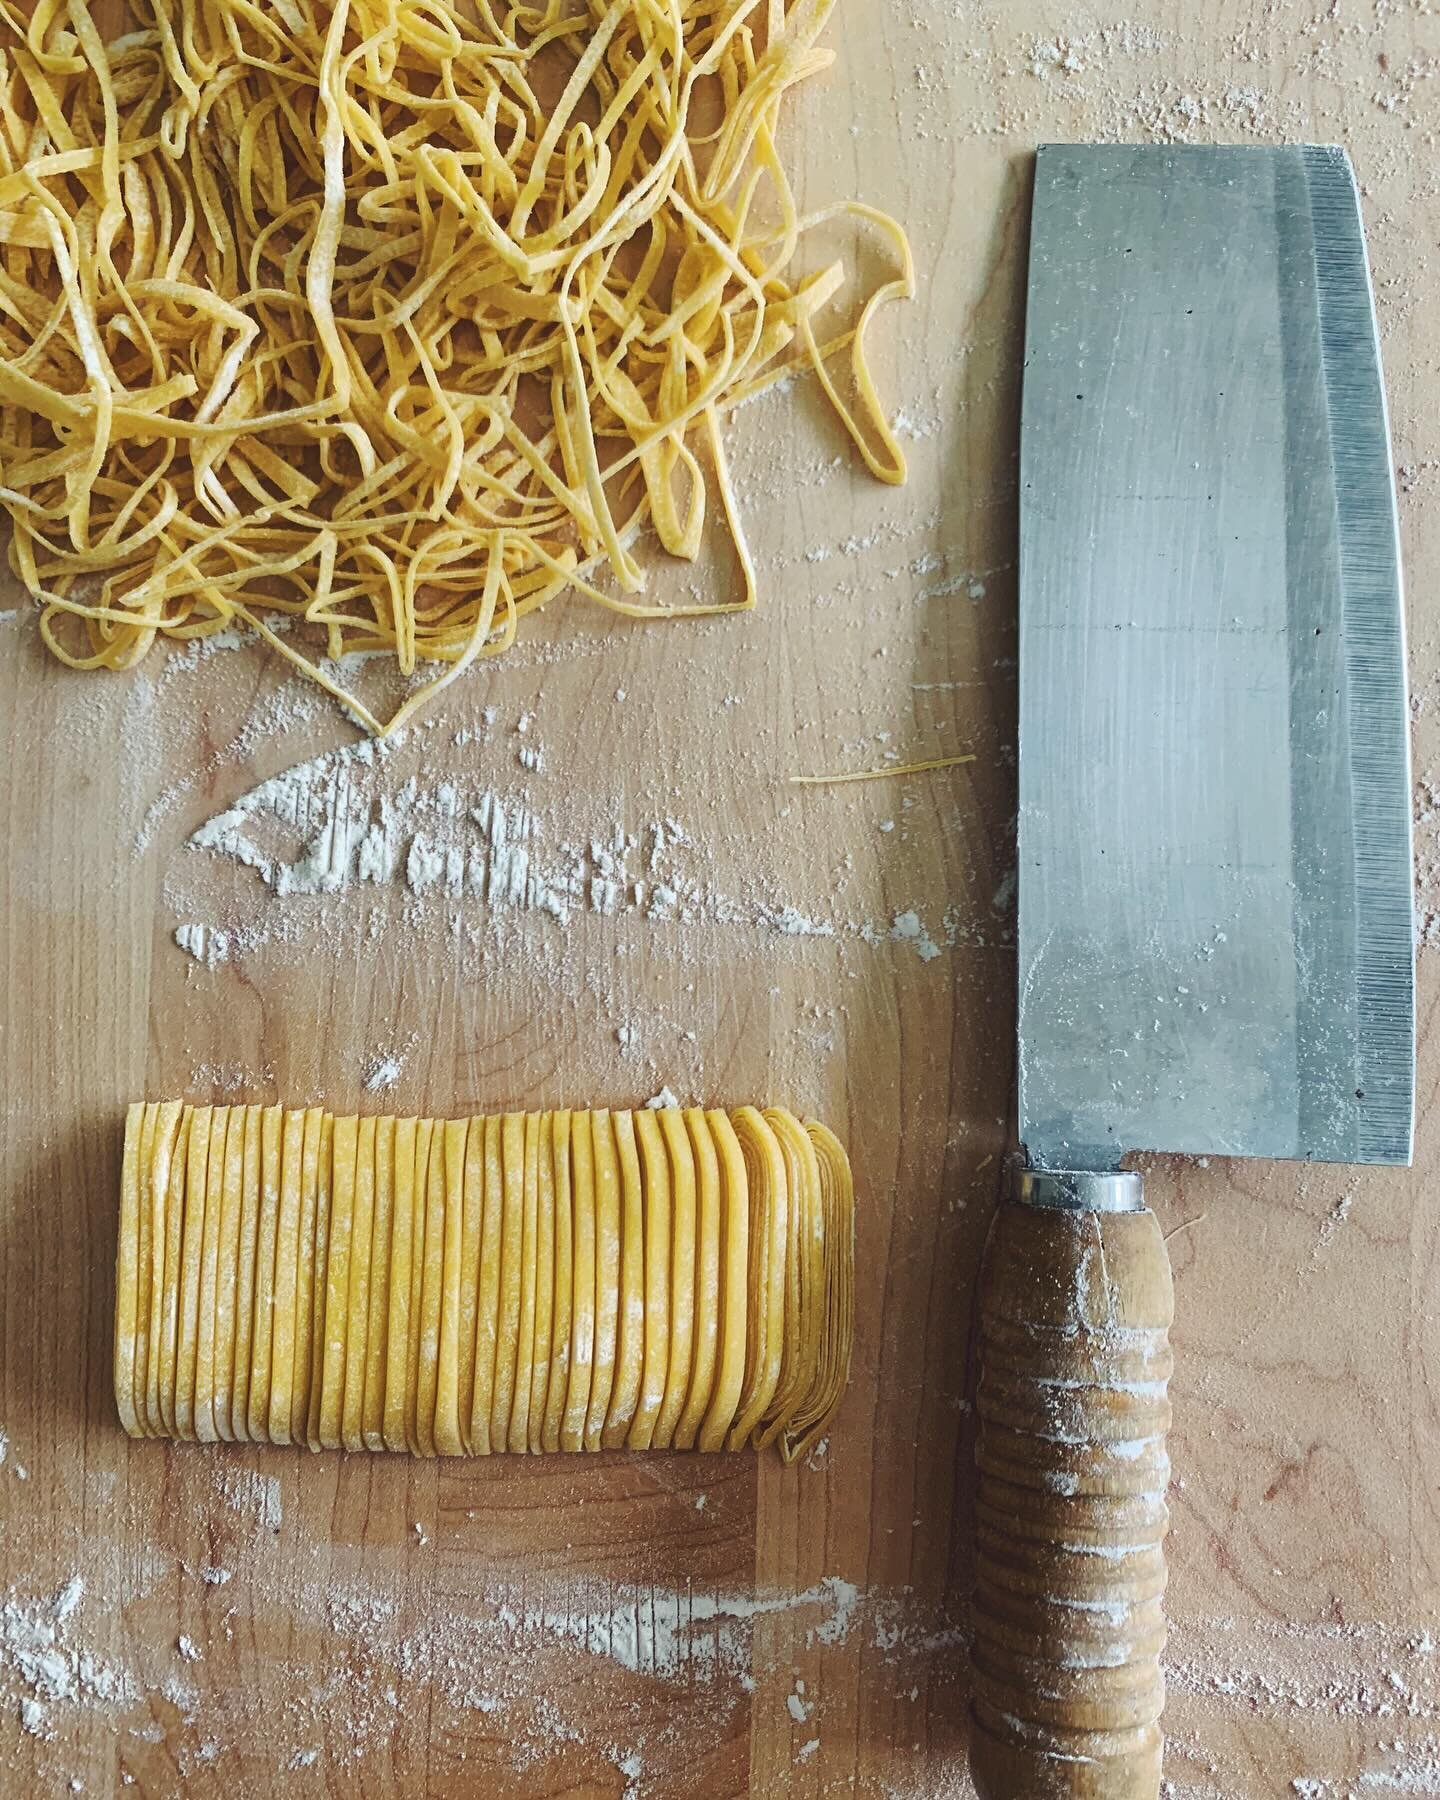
174;1102;212;1440
602;1109;645;1449
415;1116;446;1457
540;1109;573;1455
434;1117;468;1458
267;1107;305;1446
651;1107;696;1451
290;1107;324;1445
526;1112;557;1456
382;1114;416;1454
626;1108;670;1452
361;1113;393;1451
672;1108;720;1452
342;1113;378;1452
0;1;912;735
150;1100;185;1438
404;1117;433;1454
213;1105;247;1443
247;1104;283;1443
115;1099;855;1462
193;1105;230;1444
113;1102;145;1439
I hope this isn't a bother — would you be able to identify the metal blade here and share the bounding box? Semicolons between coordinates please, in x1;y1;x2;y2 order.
1017;145;1414;1171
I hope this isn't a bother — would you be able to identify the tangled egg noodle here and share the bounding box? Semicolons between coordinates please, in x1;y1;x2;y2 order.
0;0;912;734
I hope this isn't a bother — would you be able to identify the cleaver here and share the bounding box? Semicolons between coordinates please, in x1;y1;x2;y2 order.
969;146;1414;1800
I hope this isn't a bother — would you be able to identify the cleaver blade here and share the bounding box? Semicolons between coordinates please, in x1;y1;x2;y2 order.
968;146;1416;1800
1016;143;1415;1173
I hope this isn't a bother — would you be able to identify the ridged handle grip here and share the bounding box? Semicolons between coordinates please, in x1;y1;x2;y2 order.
969;1196;1174;1800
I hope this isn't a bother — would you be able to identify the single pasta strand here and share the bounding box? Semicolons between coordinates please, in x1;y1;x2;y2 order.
290;1107;325;1445
584;1108;622;1451
696;1110;749;1453
404;1118;434;1455
361;1114;394;1451
415;1117;447;1457
382;1115;417;1453
247;1104;284;1444
790;754;977;786
672;1108;721;1451
114;1099;855;1461
561;1110;597;1453
508;1111;541;1455
525;1110;556;1455
132;1103;158;1438
540;1109;574;1455
193;1106;230;1444
113;1103;145;1440
342;1114;378;1453
469;1112;503;1455
149;1101;185;1437
213;1106;248;1443
626;1108;670;1451
651;1107;696;1450
305;1112;335;1452
174;1102;213;1440
601;1109;645;1449
0;1;913;734
267;1107;305;1446
490;1112;525;1451
434;1117;469;1457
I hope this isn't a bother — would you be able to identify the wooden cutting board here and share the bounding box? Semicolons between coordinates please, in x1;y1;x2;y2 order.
3;4;1439;1795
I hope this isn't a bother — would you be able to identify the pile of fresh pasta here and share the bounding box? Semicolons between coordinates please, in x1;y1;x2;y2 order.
115;1099;854;1459
0;0;911;732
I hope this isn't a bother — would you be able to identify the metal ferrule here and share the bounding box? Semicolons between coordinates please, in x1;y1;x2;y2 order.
1010;1161;1145;1214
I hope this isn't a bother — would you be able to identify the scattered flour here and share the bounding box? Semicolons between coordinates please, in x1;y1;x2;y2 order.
215;1468;282;1534
363;1037;418;1091
174;923;231;967
0;1578;136;1723
171;739;961;967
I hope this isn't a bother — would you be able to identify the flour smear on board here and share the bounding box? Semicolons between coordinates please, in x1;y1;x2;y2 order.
169;734;956;966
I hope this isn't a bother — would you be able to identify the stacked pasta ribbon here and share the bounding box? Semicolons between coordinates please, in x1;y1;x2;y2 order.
114;1101;854;1459
0;0;912;732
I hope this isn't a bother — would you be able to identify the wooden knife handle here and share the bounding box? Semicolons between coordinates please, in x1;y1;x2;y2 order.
969;1175;1174;1800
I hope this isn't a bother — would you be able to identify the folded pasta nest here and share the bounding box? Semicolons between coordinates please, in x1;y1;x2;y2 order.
0;0;911;731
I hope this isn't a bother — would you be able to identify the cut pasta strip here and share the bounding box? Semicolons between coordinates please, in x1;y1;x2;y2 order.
627;1109;670;1451
672;1109;721;1452
602;1110;645;1450
342;1115;378;1453
115;1100;854;1462
651;1108;696;1450
469;1114;503;1456
268;1108;305;1446
247;1106;283;1443
193;1107;230;1444
697;1111;749;1454
214;1106;247;1443
491;1112;525;1453
434;1118;468;1458
361;1115;393;1451
508;1113;541;1455
291;1108;324;1445
113;1103;145;1440
174;1104;213;1442
726;1107;788;1451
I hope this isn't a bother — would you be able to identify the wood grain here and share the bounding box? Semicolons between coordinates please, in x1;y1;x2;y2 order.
3;3;1439;1796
